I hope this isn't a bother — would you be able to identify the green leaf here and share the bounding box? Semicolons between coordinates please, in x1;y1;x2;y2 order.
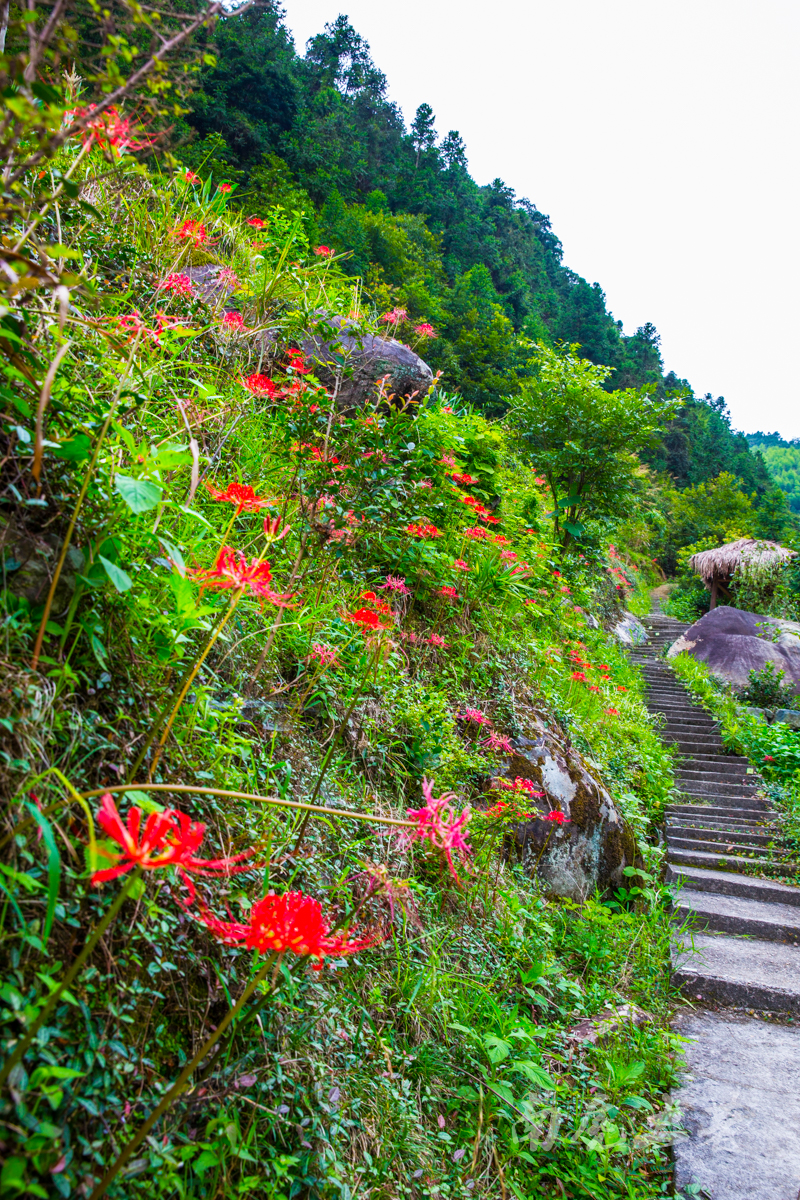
115;473;162;513
22;802;60;945
99;555;133;592
52;434;91;462
484;1035;511;1064
512;1059;556;1090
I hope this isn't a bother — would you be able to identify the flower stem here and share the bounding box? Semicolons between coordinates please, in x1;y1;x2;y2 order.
87;954;277;1200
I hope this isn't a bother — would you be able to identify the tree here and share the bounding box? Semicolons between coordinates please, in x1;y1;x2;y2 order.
508;344;676;549
410;102;437;168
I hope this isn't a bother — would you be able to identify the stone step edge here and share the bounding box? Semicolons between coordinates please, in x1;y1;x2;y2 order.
665;863;800;905
667;847;800;876
673;891;800;942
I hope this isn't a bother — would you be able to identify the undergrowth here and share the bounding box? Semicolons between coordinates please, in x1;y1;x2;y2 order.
0;90;691;1200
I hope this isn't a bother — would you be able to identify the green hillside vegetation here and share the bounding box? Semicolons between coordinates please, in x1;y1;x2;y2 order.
0;4;796;1198
747;434;800;514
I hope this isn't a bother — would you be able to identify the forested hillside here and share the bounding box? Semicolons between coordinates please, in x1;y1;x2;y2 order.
747;434;800;514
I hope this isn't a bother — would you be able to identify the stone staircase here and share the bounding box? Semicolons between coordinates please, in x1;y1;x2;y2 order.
632;610;800;1200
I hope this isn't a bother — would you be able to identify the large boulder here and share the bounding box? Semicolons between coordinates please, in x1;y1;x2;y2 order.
301;317;433;408
613;611;646;646
488;717;638;901
667;606;800;695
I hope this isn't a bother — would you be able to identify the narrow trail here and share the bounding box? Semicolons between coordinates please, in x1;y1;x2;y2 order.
630;609;800;1200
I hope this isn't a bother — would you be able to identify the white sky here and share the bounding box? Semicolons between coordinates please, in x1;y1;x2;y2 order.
281;0;800;438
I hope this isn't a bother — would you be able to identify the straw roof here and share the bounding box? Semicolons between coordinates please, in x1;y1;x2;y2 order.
689;538;795;584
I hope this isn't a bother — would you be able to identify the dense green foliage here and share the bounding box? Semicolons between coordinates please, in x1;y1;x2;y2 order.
747;434;800;515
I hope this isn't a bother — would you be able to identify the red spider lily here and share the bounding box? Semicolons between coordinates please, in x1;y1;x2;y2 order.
407;523;442;539
534;476;547;486
205;481;272;514
494;777;546;797
198;890;377;969
493;534;510;545
480;732;514;754
117;310;179;344
287;350;311;374
263;515;289;542
218;182;232;193
314;245;333;257
451;472;477;485
379;575;411;594
414;323;437;338
440;454;457;468
599;664;611;671
589;685;601;693
571;671;587;682
310;643;338;666
500;550;518;562
183;169;200;184
453;559;470;572
158;273;194;297
427;633;450;647
91;795;258;900
457;708;491;726
464;527;488;540
763;754;775;762
545;811;570;824
73;106;155;155
360;591;393;615
604;708;620;717
188;548;294;607
616;685;627;692
479;512;500;525
174;220;210;248
247;216;266;228
242;374;278;398
344;607;393;631
380;307;408;324
403;778;472;880
438;586;459;600
222;311;245;331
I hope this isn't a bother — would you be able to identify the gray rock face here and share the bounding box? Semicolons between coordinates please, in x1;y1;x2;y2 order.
490;719;637;901
667;605;800;695
775;708;800;730
612;610;646;646
301;317;433;408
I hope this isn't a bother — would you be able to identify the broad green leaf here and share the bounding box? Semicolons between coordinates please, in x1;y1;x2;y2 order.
99;555;132;592
512;1059;556;1090
484;1035;511;1064
115;473;162;513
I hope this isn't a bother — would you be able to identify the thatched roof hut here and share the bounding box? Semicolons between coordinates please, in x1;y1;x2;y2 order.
688;538;796;608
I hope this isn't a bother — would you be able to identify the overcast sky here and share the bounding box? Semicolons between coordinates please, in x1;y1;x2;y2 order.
282;0;800;438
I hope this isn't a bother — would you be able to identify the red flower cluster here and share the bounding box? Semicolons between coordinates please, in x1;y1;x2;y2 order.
494;777;546;797
464;527;489;540
242;374;278;398
183;169;200;184
451;472;478;485
457;708;490;727
117;310;180;344
310;643;338;666
205;481;272;514
158;273;193;296
314;245;333;257
73;105;155;155
403;778;472;880
247;216;266;228
407;523;442;539
174;220;210;248
380;307;408;325
199;890;376;968
414;323;437;338
344;590;393;632
92;795;257;901
481;732;514;754
218;182;232;193
222;311;245;331
188;548;294;607
438;585;459;600
287;350;311;374
379;575;411;594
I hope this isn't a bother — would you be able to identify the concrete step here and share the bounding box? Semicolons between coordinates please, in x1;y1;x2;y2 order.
666;804;770;820
668;826;776;848
677;764;755;779
666;863;800;906
672;1011;800;1200
667;846;800;876
672;932;800;1013
675;888;800;943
